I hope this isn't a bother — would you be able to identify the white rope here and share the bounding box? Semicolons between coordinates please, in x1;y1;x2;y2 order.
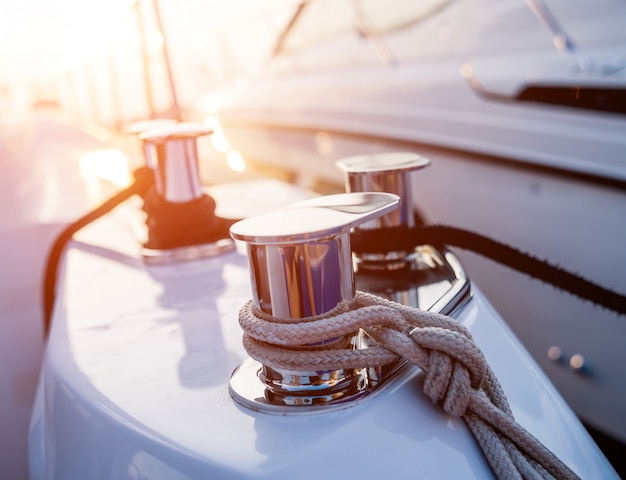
238;291;580;480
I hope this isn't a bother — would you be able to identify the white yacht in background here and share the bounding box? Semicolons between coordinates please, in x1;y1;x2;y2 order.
203;0;626;462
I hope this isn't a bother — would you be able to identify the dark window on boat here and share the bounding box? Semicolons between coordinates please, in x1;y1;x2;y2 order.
517;86;626;115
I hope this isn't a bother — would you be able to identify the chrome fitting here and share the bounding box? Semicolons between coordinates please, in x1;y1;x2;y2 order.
229;192;403;413
336;152;469;312
137;122;235;263
139;122;210;203
336;152;429;258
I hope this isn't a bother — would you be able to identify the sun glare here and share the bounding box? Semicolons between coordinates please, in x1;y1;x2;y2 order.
227;150;246;172
0;0;135;81
205;115;246;172
205;116;229;153
80;148;132;187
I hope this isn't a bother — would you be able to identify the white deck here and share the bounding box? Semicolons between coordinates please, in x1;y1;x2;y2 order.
28;160;616;478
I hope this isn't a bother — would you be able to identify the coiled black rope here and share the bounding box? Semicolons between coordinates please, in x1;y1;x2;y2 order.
42;166;242;338
351;224;626;315
42;167;155;338
142;189;237;250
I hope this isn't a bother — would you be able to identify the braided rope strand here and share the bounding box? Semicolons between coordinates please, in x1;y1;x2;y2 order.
238;291;579;480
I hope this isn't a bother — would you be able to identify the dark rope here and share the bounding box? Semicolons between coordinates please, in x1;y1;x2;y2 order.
142;189;237;250
44;184;626;340
351;224;626;315
42;167;155;338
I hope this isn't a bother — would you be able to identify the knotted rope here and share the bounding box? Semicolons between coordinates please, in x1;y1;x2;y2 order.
239;291;579;480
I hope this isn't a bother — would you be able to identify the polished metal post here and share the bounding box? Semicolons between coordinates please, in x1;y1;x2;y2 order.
125;118;177;170
135;122;236;263
231;192;399;318
229;192;399;410
335;152;470;312
139;122;211;202
336;152;430;232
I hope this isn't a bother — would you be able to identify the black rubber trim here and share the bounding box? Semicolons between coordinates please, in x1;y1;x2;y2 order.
517;85;626;115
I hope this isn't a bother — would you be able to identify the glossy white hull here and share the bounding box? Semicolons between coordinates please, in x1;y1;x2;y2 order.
27;183;616;478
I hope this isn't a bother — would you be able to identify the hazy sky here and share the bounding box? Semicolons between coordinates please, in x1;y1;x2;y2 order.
0;0;296;85
0;0;133;81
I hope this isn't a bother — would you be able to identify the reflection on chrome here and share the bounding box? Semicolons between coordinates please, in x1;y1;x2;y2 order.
228;191;468;413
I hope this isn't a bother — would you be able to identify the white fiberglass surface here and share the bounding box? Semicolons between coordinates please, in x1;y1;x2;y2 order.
30;201;617;479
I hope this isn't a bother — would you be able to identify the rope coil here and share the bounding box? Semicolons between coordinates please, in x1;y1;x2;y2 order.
239;291;579;480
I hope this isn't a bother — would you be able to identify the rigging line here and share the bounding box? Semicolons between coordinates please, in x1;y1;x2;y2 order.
524;0;576;54
41;167;155;339
351;224;626;315
239;292;580;480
